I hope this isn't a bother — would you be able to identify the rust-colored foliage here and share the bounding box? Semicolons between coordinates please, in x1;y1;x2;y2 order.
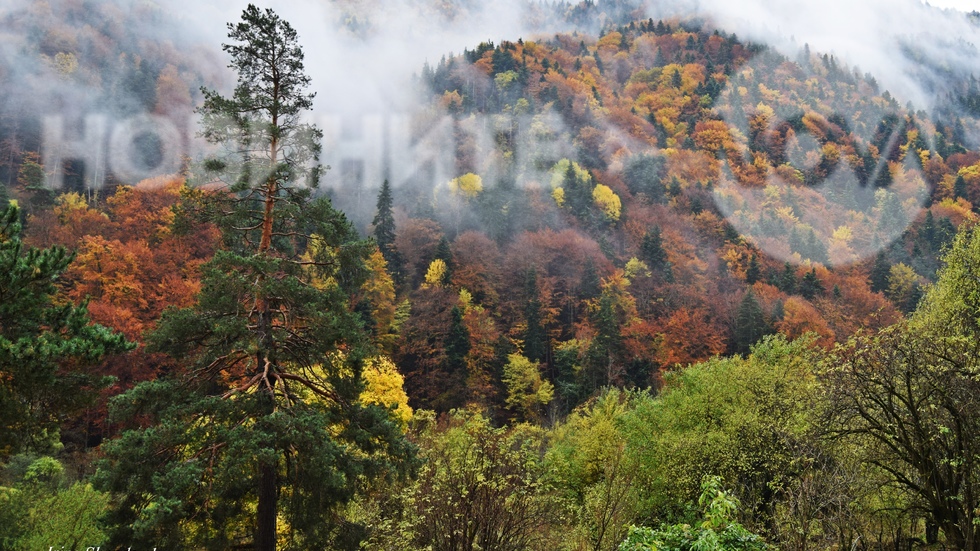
23;177;217;438
657;307;727;367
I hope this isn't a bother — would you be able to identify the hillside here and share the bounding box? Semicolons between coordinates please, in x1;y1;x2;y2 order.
0;0;220;192
381;20;979;416
2;3;980;549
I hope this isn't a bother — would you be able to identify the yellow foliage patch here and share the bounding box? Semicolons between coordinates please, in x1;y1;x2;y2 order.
592;184;621;222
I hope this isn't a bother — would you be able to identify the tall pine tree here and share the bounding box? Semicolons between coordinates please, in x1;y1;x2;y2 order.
578;258;601;301
954;174;968;200
799;268;824;300
734;289;770;355
372;179;404;283
778;262;797;294
640;226;674;281
745;254;761;285
522;268;547;363
869;251;891;293
95;7;414;549
433;236;454;285
446;305;471;370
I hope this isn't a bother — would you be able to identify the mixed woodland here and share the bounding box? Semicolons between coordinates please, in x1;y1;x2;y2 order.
2;1;980;549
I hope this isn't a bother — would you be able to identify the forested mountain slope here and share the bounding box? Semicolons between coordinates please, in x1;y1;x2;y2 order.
2;2;980;549
382;20;978;418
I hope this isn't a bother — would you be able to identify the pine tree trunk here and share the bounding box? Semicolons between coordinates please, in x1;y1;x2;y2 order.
254;88;281;551
255;458;278;551
255;365;277;551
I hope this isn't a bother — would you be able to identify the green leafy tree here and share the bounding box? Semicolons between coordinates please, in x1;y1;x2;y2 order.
826;225;980;548
369;410;556;551
1;456;112;551
16;482;110;551
0;204;131;457
885;262;921;313
94;6;414;549
503;353;554;423
546;389;653;551
628;336;824;537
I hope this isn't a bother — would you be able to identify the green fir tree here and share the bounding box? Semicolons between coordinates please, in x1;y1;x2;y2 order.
0;204;132;457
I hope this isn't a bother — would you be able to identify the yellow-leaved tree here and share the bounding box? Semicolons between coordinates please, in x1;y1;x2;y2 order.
449;173;483;199
423;258;448;288
592;184;622;222
503;353;554;423
360;249;398;352
360;356;413;430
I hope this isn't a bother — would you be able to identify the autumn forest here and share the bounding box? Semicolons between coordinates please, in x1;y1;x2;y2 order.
2;0;980;550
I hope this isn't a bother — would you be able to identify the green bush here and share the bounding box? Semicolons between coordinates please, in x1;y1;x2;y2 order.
619;476;770;551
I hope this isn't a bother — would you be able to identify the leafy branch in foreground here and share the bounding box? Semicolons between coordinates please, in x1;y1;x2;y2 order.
619;476;770;551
